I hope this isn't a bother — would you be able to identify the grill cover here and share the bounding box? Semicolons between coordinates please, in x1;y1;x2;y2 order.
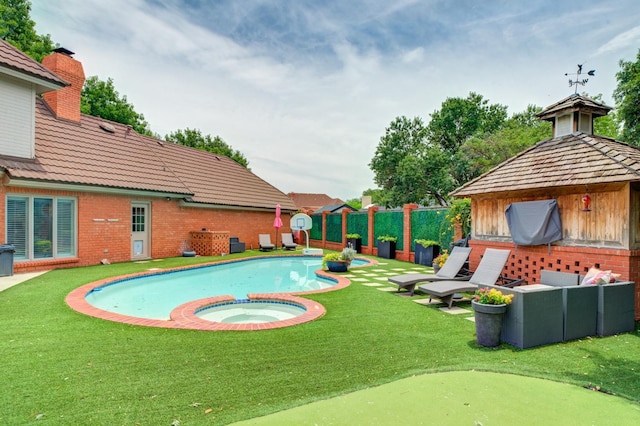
505;199;562;245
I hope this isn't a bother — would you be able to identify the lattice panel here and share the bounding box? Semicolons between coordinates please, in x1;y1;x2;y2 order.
190;231;230;256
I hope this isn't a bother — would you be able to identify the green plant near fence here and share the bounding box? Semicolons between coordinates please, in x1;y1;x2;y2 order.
326;214;343;243
310;215;323;240
346;212;368;245
374;210;404;248
411;208;452;251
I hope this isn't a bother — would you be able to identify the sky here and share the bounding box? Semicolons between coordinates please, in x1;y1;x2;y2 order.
31;0;640;202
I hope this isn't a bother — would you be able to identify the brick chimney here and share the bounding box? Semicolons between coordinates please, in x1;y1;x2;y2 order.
42;47;85;122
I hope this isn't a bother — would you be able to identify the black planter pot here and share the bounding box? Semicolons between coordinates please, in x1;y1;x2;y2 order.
377;240;396;259
326;260;349;272
346;238;362;253
414;243;440;266
472;300;507;347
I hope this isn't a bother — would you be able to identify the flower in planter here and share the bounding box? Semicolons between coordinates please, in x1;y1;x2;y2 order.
473;287;513;305
322;247;357;270
377;235;397;243
432;250;449;267
414;239;438;247
346;233;361;239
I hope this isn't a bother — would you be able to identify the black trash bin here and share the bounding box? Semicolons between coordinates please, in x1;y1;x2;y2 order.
0;244;15;277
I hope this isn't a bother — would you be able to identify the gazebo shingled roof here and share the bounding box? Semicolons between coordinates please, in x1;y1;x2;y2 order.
451;133;640;197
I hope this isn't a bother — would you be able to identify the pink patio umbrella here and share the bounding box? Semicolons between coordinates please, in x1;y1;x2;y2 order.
273;204;283;249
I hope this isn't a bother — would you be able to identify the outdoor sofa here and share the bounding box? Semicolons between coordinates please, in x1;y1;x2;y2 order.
482;270;636;349
539;270;636;337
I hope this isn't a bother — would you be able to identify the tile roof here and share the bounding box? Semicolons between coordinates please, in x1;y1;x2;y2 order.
0;39;68;89
451;132;640;197
152;138;297;210
0;99;297;210
288;192;344;209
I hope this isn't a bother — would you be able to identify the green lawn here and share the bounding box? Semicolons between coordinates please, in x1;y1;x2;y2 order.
1;251;639;424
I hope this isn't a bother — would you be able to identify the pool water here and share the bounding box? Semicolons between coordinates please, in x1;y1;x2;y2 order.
85;256;366;320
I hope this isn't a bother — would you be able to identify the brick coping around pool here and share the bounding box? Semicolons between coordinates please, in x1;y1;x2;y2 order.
65;255;377;331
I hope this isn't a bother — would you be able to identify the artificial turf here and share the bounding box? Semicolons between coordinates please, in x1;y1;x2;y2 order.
1;251;639;424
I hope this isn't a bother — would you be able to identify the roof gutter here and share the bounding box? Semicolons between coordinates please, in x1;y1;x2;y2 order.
0;65;68;94
178;200;296;213
4;177;192;199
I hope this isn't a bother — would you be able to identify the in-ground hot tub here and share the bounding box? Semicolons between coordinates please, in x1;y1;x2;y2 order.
196;299;307;324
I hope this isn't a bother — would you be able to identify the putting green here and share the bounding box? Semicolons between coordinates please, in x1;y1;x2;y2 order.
231;371;640;425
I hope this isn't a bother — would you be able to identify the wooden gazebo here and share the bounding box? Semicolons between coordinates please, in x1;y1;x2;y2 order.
452;94;640;319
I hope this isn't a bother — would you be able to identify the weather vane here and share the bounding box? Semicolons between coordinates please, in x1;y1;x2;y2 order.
565;64;595;94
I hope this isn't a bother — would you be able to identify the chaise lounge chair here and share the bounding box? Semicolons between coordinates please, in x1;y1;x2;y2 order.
388;246;473;296
259;234;275;251
281;233;297;250
418;248;517;308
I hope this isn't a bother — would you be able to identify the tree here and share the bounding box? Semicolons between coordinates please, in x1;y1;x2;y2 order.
613;49;640;146
460;105;551;177
344;197;362;210
369;116;454;207
81;76;153;136
165;128;249;168
0;0;55;61
426;92;508;155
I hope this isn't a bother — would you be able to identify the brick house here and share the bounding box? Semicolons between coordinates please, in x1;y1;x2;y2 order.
0;40;296;273
452;94;640;319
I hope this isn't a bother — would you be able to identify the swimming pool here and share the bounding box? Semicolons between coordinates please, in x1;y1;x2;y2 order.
67;255;372;330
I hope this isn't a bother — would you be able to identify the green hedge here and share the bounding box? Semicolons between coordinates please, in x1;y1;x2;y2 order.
346;212;368;245
326;214;342;243
411;208;451;251
310;215;323;240
373;210;404;248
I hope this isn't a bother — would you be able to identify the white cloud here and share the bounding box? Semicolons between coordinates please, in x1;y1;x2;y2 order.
31;0;640;201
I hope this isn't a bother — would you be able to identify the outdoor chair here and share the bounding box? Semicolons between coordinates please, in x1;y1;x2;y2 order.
388;246;472;296
417;248;517;308
540;269;597;341
482;281;564;348
259;234;275;251
281;233;297;250
229;237;245;254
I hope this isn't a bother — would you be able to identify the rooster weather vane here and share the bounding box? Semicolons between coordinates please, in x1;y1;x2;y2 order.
565;64;595;94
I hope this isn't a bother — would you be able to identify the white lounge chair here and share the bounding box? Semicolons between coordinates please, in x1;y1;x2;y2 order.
281;233;297;250
388;246;472;296
259;234;275;251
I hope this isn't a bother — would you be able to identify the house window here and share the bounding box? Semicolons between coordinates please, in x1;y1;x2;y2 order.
6;195;76;261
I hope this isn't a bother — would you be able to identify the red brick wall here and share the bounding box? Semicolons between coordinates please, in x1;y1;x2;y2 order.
1;187;286;272
470;240;640;320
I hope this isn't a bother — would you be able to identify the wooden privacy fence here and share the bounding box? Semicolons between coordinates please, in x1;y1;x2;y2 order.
309;204;457;262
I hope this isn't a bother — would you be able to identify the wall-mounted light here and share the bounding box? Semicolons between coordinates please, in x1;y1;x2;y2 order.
581;192;591;212
166;197;171;201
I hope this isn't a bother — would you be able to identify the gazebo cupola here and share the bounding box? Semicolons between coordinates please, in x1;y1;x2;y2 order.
536;93;612;138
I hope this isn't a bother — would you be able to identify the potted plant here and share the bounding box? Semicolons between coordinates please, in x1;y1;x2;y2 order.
414;239;440;266
346;233;362;253
472;287;514;347
432;250;449;273
376;235;397;259
323;247;357;272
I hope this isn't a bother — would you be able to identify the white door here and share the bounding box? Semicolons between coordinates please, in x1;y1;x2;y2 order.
131;202;150;259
